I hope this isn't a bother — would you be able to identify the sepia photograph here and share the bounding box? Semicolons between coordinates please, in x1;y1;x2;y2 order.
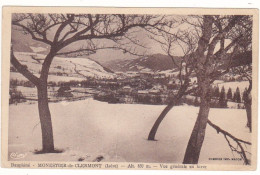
1;7;258;170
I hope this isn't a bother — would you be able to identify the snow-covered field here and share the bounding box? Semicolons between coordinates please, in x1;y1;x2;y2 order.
8;98;251;164
10;72;85;82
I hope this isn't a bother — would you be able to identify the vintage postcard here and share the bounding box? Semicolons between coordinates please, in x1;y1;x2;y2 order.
1;7;258;170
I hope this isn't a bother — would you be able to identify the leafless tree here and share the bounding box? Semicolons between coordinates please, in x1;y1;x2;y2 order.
147;23;199;140
11;13;172;153
147;15;252;164
208;119;251;165
181;15;252;164
232;61;252;132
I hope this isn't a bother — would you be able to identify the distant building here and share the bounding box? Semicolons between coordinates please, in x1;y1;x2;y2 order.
138;90;149;94
122;85;132;92
149;87;161;95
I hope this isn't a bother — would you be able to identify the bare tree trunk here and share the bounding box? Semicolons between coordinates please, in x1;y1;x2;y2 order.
244;96;252;133
244;81;252;133
148;82;190;141
148;100;176;140
183;81;210;164
11;50;55;152
37;82;55;152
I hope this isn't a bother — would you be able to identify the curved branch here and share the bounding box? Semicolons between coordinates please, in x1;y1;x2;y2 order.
206;16;244;60
56;48;95;56
207;119;251;165
12;22;52;45
57;46;146;57
53;14;75;43
11;51;40;86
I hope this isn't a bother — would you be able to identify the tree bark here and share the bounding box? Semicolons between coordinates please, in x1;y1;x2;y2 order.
244;81;252;133
244;94;252;133
37;83;55;152
36;51;56;153
183;81;211;164
148;100;177;140
11;50;55;152
148;81;190;141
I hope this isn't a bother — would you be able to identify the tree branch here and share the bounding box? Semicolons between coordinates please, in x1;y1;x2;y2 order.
11;51;40;86
12;22;52;45
205;16;244;64
208;119;251;165
53;14;75;43
57;45;146;57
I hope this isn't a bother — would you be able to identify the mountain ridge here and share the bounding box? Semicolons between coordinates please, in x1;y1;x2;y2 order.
104;53;182;73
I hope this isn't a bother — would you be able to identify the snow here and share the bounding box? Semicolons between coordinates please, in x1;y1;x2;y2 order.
62;57;114;78
136;65;144;70
8;98;251;164
10;72;86;82
189;77;197;83
214;81;249;92
138;90;149;94
30;46;47;53
157;69;179;77
158;70;172;74
16;86;37;98
12;52;115;79
140;68;152;73
227;101;244;109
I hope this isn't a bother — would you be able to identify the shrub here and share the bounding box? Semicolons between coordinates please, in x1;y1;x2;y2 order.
9;87;26;104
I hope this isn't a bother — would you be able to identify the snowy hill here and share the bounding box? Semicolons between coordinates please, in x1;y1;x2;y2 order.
11;28;49;54
10;52;115;82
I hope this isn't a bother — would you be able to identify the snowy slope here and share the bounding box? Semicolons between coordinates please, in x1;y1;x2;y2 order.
30;46;47;53
11;52;115;82
9;98;251;164
214;81;250;92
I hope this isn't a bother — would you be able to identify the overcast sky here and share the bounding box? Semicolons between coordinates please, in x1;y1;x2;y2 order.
12;14;190;64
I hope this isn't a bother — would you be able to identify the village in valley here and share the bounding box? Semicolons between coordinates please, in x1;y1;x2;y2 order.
10;53;248;109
